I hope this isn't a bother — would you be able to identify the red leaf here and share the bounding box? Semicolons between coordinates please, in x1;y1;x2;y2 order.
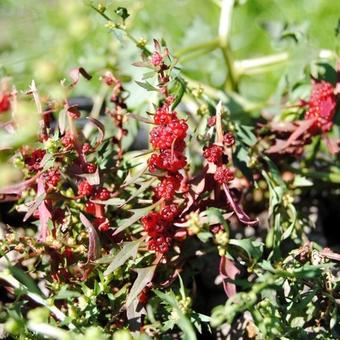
23;193;46;222
0;173;39;196
223;184;258;226
67;105;81;119
267;119;315;154
219;256;240;298
86;117;105;149
79;213;101;263
69;67;92;87
36;178;51;242
323;135;340;155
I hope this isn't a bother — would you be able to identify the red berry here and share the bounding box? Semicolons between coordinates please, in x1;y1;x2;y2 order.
153;175;181;201
305;80;336;134
149;119;188;150
203;144;223;165
148;150;186;173
223;132;235;147
67;106;81;120
141;212;167;237
214;166;234;184
77;180;93;197
25;149;46;171
148;235;172;253
85;163;97;174
82;143;92;154
0;93;10;113
61;133;74;150
207;116;216;127
154;105;177;125
85;201;96;215
93;217;110;232
44;169;61;187
160;204;179;222
93;187;110;201
151;51;163;66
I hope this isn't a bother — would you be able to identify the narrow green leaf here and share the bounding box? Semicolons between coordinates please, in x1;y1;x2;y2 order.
135;81;158;92
113;200;161;235
126;265;156;307
23;193;46;222
154;290;197;340
229;238;263;262
103;239;142;276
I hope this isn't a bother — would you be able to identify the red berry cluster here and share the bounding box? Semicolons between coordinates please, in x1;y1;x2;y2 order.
149;116;188;150
203;144;223;165
84;162;97;174
43;169;61;188
223;132;235;147
77;180;111;201
203;132;236;185
141;203;179;253
149;149;186;173
214;166;234;184
144;103;187;253
77;180;93;197
24;149;46;172
305;80;336;134
78;181;112;231
61;132;74;150
139;43;188;254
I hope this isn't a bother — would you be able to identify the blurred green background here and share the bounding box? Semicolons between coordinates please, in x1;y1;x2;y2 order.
0;0;339;103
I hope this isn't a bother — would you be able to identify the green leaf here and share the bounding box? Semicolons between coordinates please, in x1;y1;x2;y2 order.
233;143;253;182
113;201;161;235
53;285;80;300
135;81;158;92
229;238;263;263
154;290;197;340
126;265;156;307
142;71;156;80
235;124;256;146
91;197;126;206
121;178;157;207
171;77;186;110
9;266;43;297
103;239;143;276
282;204;297;240
197;231;213;243
205;207;230;231
292;175;313;187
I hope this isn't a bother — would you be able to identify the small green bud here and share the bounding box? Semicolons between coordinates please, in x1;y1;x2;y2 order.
97;4;106;13
137;38;147;49
105;21;115;30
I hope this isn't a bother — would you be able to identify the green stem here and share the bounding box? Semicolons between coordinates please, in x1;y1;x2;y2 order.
221;45;239;92
178;44;219;64
176;38;220;57
90;4;151;55
289;167;340;184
